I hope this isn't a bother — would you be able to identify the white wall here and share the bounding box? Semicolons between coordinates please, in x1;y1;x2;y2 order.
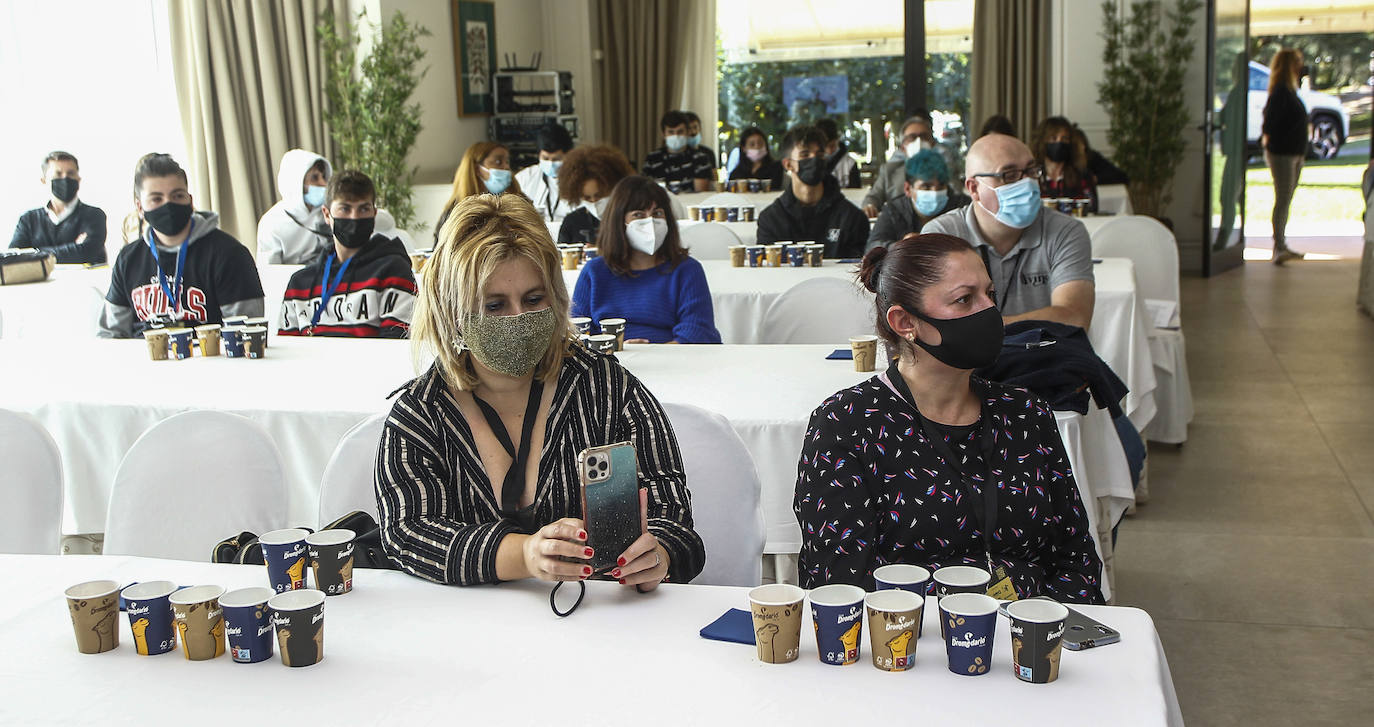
1050;0;1209;273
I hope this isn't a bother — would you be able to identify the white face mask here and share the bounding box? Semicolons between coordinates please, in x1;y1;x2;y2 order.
585;198;608;219
625;217;668;255
904;138;933;158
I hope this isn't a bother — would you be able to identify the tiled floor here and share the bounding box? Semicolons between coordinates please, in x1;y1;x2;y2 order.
1113;254;1374;726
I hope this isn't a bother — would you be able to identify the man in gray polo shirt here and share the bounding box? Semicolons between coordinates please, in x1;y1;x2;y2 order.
922;133;1095;328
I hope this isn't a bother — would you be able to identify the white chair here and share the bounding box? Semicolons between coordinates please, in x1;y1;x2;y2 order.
760;277;877;344
0;409;63;554
104;411;287;561
1090;215;1194;444
662;402;765;587
317;414;387;526
679;222;741;261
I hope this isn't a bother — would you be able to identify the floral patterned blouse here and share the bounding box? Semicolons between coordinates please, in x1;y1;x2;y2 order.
794;371;1105;604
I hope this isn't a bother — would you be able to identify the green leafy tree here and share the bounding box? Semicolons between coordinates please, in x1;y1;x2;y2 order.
318;9;429;230
1252;32;1374;91
1098;0;1203;219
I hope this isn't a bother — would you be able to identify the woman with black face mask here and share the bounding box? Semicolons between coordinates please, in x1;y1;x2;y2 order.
793;233;1105;604
1032;116;1098;214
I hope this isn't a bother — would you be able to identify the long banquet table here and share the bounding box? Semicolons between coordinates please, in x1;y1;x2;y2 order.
0;554;1184;726
1;339;1132;600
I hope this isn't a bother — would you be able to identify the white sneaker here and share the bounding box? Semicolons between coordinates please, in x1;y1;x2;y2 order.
1273;248;1304;266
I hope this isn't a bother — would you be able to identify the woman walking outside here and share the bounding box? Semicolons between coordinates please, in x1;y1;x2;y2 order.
1262;48;1309;265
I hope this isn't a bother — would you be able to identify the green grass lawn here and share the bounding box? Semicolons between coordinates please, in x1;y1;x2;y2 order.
1243;138;1369;230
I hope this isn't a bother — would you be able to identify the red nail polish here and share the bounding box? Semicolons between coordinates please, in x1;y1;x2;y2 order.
584;547;594;557
618;578;626;585
617;556;627;567
611;569;621;578
577;530;587;540
583;566;592;575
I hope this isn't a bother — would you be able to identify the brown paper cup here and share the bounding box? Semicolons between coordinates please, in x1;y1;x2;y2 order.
170;585;226;661
409;253;427;273
748;584;804;664
865;590;923;671
765;246;783;267
269;589;326;667
65;580;121;654
688;206;701;221
195;324;222;357
729;245;746;267
850;335;878;372
142;330;169;361
243;326;268;359
562;248;581;271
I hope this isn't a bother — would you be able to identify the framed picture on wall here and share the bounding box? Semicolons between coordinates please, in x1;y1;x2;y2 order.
452;0;495;116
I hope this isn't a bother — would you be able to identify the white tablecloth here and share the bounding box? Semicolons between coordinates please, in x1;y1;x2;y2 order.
0;554;1184;726
1097;184;1134;216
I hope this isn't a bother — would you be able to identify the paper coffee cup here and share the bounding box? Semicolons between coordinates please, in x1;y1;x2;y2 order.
729;245;746;267
787;245;806;266
570;317;592;335
873;564;930;637
307;529;356;596
142;329;170;361
587;333;617;355
165;327;194;360
688;206;701;221
220;586;276;664
746;245;765;267
865;590;922;671
221;326;245;358
599;318;626;351
222;315;249;328
934;565;991;638
65;580;121;654
409;253;427;273
269;589;326;667
170;585;226;661
809;583;865;666
121;581;179;656
850;335;878;372
940;593;998;676
1007;599;1068;683
765;246;783;267
245;318;270;346
195;324;222;357
260;528;310;593
242;326;268;359
742;205;756;221
562;248;581;271
747;584;804;664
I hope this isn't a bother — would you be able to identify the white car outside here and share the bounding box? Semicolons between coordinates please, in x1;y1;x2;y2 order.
1246;61;1350;159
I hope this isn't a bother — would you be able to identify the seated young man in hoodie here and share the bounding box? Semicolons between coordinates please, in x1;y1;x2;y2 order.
278;170;416;338
755;125;870;259
99;153;264;337
10;150;108;264
258;149;414;264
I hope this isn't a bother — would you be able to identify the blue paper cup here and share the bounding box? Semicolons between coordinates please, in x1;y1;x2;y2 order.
260;528;310;593
933;565;991;638
787;245;807;266
220;587;276;664
746;245;766;267
873;564;931;637
165;328;194;359
940;593;998;677
121;581;178;656
809;584;865;666
221;326;245;358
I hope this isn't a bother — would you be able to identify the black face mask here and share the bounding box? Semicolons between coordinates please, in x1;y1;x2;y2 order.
51;177;79;203
905;304;1005;370
331;216;375;249
143;202;194;236
1045;141;1071;163
794;156;828;187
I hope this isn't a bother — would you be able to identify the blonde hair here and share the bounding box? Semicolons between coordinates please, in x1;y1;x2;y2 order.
411;193;573;390
438;142;522;224
1269;49;1303;93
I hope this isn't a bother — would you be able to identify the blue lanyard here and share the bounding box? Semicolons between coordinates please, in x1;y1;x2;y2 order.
310;254;353;330
145;220;192;315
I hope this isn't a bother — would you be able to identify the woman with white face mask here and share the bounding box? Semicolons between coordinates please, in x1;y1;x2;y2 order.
555;144;635;246
570;176;721;344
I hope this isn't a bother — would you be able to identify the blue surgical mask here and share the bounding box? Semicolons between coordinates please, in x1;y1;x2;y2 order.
304;185;326;208
980;176;1041;229
539;159;562;178
483;167;512;195
913;188;948;217
688;133;702;147
665;135;688;153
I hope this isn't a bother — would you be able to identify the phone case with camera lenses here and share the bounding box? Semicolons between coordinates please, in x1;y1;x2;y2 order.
577;442;644;573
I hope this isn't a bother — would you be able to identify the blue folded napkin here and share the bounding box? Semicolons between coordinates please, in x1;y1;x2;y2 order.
826;349;853;360
700;608;756;644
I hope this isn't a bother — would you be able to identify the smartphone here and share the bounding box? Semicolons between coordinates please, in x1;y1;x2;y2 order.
577;442;645;574
998;596;1120;650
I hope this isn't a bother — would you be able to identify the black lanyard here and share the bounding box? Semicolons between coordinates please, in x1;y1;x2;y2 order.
978;246;1023;311
541;175;556;219
471;379;544;527
886;365;1000;557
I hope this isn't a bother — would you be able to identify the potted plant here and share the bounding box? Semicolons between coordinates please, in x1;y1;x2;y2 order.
1096;0;1202;221
318;9;429;231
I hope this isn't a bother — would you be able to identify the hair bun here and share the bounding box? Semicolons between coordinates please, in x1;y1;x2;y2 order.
858;245;888;293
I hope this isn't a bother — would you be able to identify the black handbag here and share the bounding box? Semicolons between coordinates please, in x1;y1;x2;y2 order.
321;511;396;570
211;527;314;565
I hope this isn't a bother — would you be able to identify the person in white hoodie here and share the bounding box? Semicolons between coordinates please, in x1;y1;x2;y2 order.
258;149;414;263
513;123;576;223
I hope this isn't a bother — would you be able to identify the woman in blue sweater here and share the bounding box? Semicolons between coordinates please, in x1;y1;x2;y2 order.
571;176;721;344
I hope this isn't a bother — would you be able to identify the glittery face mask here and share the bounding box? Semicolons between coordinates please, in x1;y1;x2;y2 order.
460;306;558;377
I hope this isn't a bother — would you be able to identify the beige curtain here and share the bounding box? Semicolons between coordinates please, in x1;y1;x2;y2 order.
593;0;700;168
169;0;347;250
672;0;717;162
971;0;1050;143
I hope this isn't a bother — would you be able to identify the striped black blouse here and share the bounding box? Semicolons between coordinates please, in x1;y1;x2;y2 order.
375;344;706;585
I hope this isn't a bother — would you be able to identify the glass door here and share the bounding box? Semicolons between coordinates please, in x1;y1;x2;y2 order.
1204;0;1250;276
